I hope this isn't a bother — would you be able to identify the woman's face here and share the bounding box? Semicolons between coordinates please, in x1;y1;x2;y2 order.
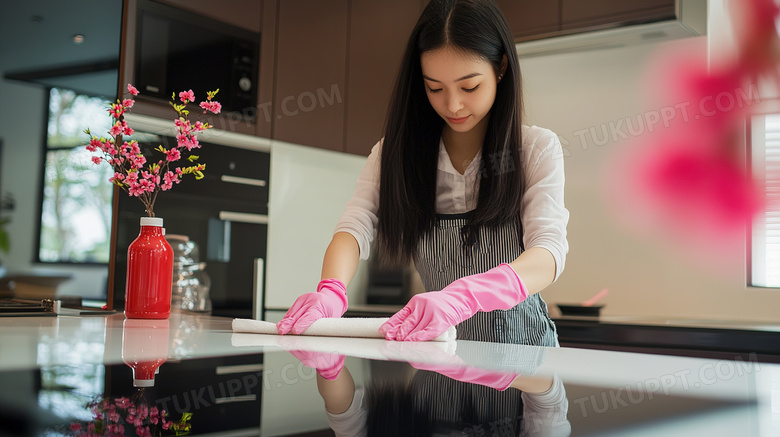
420;46;500;135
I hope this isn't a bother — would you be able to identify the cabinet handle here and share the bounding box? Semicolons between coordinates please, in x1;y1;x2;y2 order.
216;364;265;375
218;211;269;224
221;175;267;187
215;394;258;404
253;258;264;320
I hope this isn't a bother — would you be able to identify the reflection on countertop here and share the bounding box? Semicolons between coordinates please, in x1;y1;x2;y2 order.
0;312;778;436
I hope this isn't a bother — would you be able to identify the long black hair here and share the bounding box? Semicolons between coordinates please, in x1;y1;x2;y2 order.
376;0;525;266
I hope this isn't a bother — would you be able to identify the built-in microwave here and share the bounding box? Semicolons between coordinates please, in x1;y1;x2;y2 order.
108;131;269;319
133;0;260;117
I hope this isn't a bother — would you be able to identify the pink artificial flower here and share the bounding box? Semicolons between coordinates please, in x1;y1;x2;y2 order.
175;118;190;134
162;171;179;190
140;178;156;193
136;425;152;437
193;121;206;131
179;89;195;103
125;172;139;185
200;101;220;114
131;154;147;169
177;134;199;151
160;179;172;191
91;156;102;165
166;148;181;162
110;122;123;137
122;98;135;109
108;103;124;119
162;419;172;430
127;84;139;96
122;121;134;136
87;138;101;152
110;172;125;183
128;181;143;197
70;423;82;431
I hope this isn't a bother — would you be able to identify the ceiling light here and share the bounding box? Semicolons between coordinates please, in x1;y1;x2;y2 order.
73;34;85;44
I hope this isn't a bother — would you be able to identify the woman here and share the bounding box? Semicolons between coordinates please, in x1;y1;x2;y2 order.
277;0;568;345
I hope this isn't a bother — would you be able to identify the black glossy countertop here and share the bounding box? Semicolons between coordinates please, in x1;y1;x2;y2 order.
0;312;778;436
553;315;780;362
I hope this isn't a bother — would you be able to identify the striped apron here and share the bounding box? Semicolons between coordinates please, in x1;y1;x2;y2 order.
414;213;558;347
407;214;558;432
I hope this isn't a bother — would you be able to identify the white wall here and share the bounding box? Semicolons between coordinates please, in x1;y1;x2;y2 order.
264;141;369;311
522;0;780;322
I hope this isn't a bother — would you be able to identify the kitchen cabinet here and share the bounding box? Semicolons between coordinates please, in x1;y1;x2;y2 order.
154;0;263;33
109;354;265;434
560;0;676;31
495;0;560;41
344;0;422;156
496;0;677;42
272;0;349;152
118;0;263;137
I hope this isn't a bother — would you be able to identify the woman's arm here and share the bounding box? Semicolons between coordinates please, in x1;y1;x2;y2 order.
508;247;556;296
519;127;570;284
321;232;361;286
317;366;357;414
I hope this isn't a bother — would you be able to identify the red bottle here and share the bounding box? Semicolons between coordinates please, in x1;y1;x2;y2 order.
122;319;170;387
125;217;174;319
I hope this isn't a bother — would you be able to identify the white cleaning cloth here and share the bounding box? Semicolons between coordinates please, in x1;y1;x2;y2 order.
231;317;457;342
231;332;458;362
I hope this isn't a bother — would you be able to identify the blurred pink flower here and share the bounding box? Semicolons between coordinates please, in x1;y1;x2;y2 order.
127;84;139;96
179;89;195;103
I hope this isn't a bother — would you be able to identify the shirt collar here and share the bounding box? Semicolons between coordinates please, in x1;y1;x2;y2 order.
438;137;483;176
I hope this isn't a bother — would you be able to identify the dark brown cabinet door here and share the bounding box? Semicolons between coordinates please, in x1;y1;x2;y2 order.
560;0;676;31
344;0;422;156
272;0;349;152
495;0;560;42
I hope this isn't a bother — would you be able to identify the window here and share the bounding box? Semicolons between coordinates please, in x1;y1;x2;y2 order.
750;112;780;287
37;88;114;263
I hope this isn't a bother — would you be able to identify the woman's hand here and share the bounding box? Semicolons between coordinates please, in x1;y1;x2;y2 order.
379;263;528;341
286;349;346;380
277;279;348;335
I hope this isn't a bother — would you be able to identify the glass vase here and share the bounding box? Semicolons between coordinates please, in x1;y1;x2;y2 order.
125;217;174;319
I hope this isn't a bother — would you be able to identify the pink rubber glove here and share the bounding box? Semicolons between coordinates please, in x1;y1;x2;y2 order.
277;279;348;335
286;349;346;380
411;361;518;391
379;263;528;341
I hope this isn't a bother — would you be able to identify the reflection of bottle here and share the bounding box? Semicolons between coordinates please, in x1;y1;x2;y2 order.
126;217;174;319
122;319;169;387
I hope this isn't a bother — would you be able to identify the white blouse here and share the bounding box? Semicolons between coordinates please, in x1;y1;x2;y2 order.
334;125;569;281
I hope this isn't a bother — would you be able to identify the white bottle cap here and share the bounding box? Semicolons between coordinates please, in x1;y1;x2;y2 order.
140;217;164;227
133;378;155;387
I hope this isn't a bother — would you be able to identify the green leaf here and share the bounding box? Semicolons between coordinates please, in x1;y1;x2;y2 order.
187;155;199;162
0;219;10;254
